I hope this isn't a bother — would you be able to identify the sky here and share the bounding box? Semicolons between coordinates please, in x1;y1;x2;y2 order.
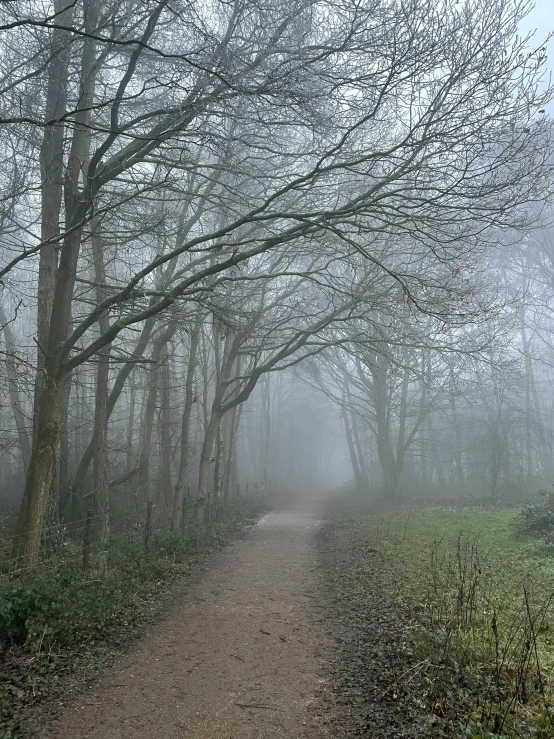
523;0;554;112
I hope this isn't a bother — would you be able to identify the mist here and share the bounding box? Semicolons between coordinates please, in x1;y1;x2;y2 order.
1;1;554;736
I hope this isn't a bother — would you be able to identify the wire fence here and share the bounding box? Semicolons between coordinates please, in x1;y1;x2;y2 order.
0;481;272;577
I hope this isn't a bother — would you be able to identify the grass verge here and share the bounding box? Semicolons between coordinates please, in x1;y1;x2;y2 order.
324;501;554;739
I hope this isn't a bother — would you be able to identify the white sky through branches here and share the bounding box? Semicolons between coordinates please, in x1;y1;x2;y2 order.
524;0;554;112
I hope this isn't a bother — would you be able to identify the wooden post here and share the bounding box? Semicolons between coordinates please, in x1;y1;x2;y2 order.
82;510;93;570
144;500;153;552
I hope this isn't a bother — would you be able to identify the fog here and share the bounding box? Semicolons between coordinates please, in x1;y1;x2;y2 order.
5;5;554;737
0;0;553;561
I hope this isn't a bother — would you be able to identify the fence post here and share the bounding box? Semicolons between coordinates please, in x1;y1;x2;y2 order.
144;500;153;552
82;510;93;570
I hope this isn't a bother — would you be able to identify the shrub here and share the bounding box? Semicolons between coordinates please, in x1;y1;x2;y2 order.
510;490;554;539
0;559;148;652
0;499;266;654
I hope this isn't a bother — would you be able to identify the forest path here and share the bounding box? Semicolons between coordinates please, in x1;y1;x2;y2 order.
43;508;333;739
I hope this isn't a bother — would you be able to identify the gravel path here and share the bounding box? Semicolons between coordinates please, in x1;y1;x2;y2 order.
42;509;334;739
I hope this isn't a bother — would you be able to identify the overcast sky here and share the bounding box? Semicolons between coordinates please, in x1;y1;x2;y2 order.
522;0;554;112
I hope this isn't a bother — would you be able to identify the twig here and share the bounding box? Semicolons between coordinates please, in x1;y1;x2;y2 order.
523;586;554;729
235;703;278;710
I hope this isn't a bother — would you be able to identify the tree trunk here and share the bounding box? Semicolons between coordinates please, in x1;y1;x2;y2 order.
371;362;399;498
350;413;367;486
228;404;242;495
14;0;100;565
137;321;178;502
35;0;74;411
419;427;428;488
0;304;31;472
174;312;202;520
262;375;271;496
222;400;241;498
71;316;157;499
126;377;137;472
449;364;465;489
376;432;398;498
57;372;72;519
91;222;111;555
11;373;65;565
427;415;446;488
213;423;223;500
341;398;364;489
138;351;162;502
159;353;173;507
198;410;222;498
395;357;410;488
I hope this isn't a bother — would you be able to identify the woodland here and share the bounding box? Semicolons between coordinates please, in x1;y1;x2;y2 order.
2;1;554;736
0;0;553;555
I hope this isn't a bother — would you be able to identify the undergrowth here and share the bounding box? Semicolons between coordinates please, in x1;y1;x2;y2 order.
511;491;554;543
0;498;265;737
329;504;554;738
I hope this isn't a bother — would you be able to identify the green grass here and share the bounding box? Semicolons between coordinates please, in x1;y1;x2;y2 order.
376;507;554;607
343;504;554;738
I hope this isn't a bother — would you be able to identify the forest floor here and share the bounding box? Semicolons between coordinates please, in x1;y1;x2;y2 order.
12;504;409;739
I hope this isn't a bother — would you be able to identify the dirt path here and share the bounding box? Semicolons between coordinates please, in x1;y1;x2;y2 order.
41;509;333;739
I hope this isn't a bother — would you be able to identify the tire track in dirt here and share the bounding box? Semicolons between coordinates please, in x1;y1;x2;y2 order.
40;509;334;739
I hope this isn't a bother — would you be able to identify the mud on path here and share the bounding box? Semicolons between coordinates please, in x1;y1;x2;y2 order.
39;509;333;739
